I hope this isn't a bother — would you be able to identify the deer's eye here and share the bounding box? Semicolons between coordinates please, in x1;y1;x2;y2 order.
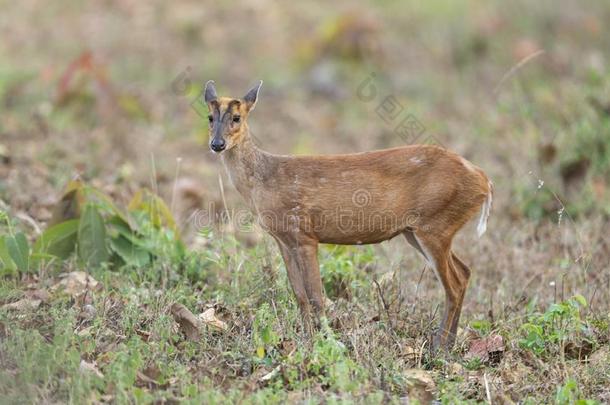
232;115;241;124
208;115;213;123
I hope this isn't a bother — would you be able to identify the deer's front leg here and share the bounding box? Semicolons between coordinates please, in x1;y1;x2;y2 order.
275;238;311;323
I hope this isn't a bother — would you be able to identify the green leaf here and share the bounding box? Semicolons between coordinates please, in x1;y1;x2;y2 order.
128;189;178;233
78;204;109;268
86;187;130;224
107;216;147;248
6;232;29;272
0;235;17;274
33;219;79;259
109;236;150;267
571;294;587;308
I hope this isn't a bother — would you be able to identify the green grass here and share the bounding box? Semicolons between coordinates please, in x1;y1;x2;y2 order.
1;202;608;403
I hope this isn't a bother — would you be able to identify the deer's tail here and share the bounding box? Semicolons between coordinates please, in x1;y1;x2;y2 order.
476;180;493;237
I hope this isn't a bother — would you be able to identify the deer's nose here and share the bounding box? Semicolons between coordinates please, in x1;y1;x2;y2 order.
210;138;226;152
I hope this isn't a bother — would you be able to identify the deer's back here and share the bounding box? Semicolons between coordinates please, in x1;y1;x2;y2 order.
254;144;489;243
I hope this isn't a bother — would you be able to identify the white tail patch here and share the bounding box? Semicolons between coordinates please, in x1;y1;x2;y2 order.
476;181;493;237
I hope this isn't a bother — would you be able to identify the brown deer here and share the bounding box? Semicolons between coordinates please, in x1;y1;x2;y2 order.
203;80;493;349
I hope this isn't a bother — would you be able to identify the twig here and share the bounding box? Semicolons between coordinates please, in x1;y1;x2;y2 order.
409;265;427;315
170;157;183;215
373;279;393;329
484;372;492;404
494;49;545;94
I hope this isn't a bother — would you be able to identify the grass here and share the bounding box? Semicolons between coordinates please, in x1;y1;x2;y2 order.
0;205;608;403
1;0;610;403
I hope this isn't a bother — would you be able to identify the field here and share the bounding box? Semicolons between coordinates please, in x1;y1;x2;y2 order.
1;0;609;403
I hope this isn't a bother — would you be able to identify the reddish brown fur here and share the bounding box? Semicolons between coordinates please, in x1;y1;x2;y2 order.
205;82;493;349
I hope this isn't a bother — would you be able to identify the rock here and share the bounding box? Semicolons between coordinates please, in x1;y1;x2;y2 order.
402;369;436;404
52;272;101;297
449;362;464;375
79;360;104;379
2;298;41;311
465;334;504;365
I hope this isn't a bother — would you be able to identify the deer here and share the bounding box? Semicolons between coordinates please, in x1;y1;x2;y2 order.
202;80;493;350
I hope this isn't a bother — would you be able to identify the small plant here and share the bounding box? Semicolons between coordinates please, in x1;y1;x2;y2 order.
283;319;365;393
29;180;184;273
519;295;592;357
319;245;373;300
555;378;599;405
469;319;492;336
0;209;32;275
252;303;280;360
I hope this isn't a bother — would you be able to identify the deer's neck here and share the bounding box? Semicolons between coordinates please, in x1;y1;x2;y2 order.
220;134;273;207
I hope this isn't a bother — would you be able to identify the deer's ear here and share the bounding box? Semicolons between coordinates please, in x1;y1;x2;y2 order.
204;80;217;104
243;80;263;111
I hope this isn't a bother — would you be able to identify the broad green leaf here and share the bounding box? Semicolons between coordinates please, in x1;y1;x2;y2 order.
108;215;139;243
107;215;154;252
7;232;29;272
86;187;129;224
33;219;79;259
128;189;177;233
0;235;17;274
78;204;108;268
109;236;150;267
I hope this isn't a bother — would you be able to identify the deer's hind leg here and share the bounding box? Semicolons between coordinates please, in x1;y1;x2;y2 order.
448;252;472;336
275;238;312;326
403;229;469;350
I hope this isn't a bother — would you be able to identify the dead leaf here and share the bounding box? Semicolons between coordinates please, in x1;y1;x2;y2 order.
280;339;297;357
465;334;504;365
259;365;281;382
171;303;202;341
403;345;418;361
2;298;41;311
198;307;228;331
80;360;104;379
136;329;151;342
76;326;94;337
52;271;100;298
589;345;609;367
403;369;436;404
448;362;464;375
500;353;532;385
25;289;50;302
136;370;159;388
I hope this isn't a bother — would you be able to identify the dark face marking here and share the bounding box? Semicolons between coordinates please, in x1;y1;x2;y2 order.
209;99;243;153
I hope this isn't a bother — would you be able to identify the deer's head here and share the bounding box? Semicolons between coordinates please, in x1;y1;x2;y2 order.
203;80;262;153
